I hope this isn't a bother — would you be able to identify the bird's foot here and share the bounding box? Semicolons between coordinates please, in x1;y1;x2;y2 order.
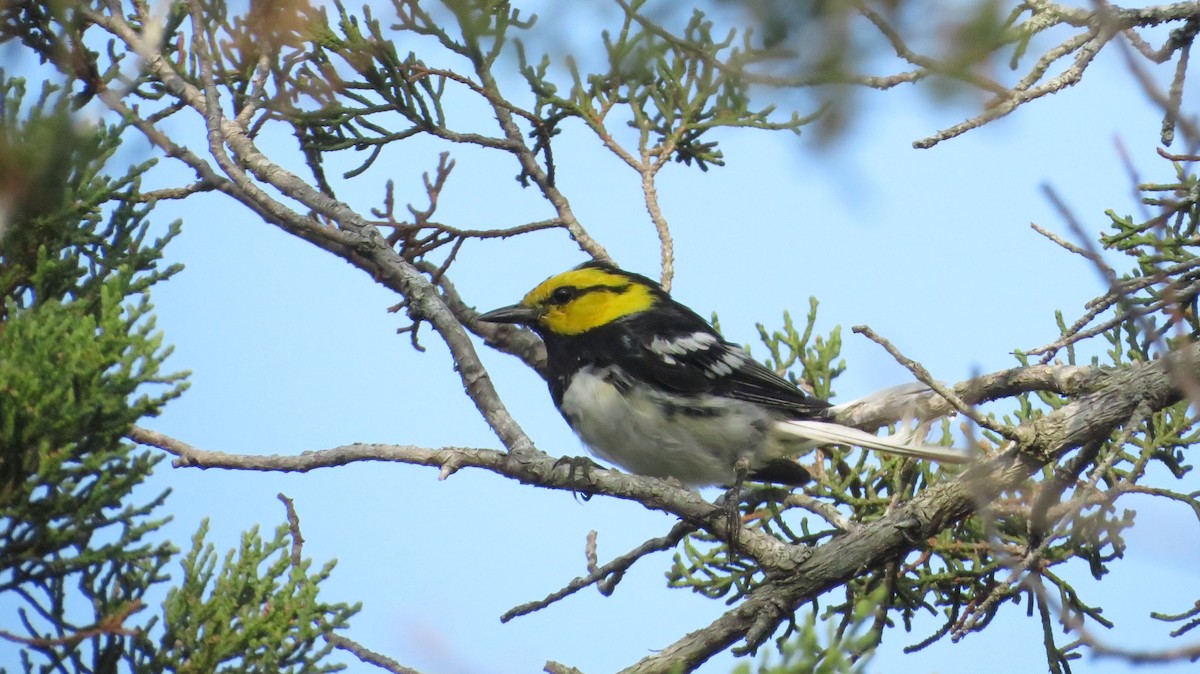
553;454;605;502
715;458;752;553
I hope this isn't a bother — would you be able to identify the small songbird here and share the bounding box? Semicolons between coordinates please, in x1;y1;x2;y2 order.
478;261;967;487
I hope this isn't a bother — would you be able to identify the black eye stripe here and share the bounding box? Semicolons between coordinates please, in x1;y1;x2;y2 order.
580;283;629;295
548;283;630;305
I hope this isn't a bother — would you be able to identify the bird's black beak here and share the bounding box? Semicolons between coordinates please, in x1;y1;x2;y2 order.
477;303;541;325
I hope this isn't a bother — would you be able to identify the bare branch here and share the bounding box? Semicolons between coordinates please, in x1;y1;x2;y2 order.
277;493;305;568
326;634;424;674
831;362;1104;429
915;27;1111;149
454;18;610;263
782;493;860;533
852;324;1025;443
501;522;695;622
854;0;1009;95
642;161;674;291
126;426;805;570
0;601;144;648
1030;222;1091;257
411;261;548;376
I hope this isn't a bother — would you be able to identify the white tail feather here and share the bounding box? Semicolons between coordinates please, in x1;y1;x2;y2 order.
775;419;972;464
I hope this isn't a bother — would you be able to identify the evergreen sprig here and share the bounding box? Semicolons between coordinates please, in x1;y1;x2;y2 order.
0;72;357;674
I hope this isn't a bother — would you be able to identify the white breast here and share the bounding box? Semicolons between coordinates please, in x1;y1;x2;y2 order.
558;366;780;486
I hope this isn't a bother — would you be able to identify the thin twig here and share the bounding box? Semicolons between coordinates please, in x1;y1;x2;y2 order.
782;493;860;533
501;521;695;622
642;160;674;292
277;493;305;568
1029;570;1200;665
854;0;1008;95
0;601;144;647
1030;222;1090;256
1112;18;1200;148
454;15;610;263
852;325;1024;443
326;634;424;674
915;25;1112;148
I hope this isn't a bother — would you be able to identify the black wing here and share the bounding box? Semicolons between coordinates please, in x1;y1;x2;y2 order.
613;303;831;418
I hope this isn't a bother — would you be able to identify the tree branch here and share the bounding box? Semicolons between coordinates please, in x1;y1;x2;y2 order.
618;344;1197;673
126;426;805;571
501;521;695;622
85;5;539;460
129;342;1200;672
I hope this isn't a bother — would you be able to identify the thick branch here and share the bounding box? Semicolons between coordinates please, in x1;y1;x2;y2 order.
619;344;1195;673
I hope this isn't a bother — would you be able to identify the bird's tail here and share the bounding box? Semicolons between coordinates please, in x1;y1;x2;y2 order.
774;419;972;464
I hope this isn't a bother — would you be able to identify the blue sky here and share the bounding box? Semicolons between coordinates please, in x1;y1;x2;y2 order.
3;2;1199;673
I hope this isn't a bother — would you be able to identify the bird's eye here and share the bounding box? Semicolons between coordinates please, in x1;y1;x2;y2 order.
550;286;577;305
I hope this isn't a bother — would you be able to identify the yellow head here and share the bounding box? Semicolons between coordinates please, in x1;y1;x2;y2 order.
478;262;660;335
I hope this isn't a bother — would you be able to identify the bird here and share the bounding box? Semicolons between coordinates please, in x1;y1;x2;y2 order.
477;260;968;487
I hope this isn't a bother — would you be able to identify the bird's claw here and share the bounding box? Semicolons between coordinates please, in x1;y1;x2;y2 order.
553;455;604;502
715;459;752;553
